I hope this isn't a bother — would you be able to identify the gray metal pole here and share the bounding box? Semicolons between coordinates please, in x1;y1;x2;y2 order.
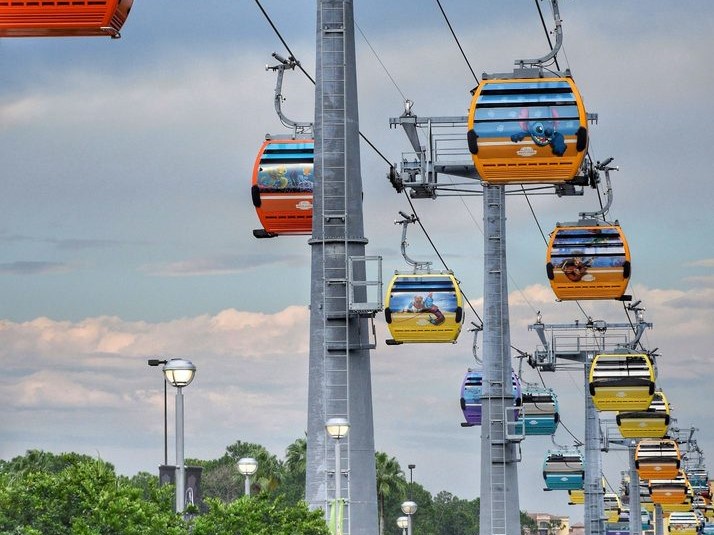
654;505;664;535
244;475;251;497
175;387;185;513
407;514;412;535
306;1;378;534
479;185;521;535
584;354;604;535
629;442;642;535
335;439;341;511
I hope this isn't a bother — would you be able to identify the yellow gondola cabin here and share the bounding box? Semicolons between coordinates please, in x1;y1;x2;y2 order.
384;272;464;344
616;390;671;438
588;353;655;411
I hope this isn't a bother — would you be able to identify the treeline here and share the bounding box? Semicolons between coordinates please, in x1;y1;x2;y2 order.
0;439;539;535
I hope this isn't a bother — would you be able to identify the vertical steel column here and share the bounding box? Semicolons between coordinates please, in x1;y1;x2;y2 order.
479;185;521;535
629;441;642;535
654;505;664;535
305;1;378;534
584;353;604;535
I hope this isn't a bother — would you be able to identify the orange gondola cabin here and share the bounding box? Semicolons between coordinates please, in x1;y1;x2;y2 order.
0;0;133;38
467;75;588;184
251;138;314;238
546;221;631;300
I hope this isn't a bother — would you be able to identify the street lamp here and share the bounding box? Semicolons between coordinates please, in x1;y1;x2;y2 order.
147;358;168;466
407;463;416;501
397;516;409;535
237;457;258;497
325;417;350;534
401;500;417;535
163;358;196;514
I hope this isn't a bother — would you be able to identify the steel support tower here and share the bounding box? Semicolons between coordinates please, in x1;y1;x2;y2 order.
531;318;651;535
480;184;522;535
305;1;379;534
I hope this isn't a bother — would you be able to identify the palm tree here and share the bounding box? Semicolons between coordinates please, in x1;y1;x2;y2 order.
375;451;406;535
285;436;307;476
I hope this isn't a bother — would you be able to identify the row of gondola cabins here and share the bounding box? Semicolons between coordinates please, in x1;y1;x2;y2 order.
5;3;709;531
245;13;708;531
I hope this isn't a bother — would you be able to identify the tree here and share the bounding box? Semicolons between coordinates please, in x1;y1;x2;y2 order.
375;452;406;535
0;452;184;535
187;440;283;502
431;491;479;535
191;494;330;535
282;436;308;506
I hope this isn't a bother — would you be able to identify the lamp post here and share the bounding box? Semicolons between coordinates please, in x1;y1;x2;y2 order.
397;516;409;535
147;358;168;466
401;500;417;535
162;358;196;514
325;417;350;534
408;464;415;499
237;457;258;497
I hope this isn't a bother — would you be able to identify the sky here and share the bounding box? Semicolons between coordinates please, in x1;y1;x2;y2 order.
1;0;713;523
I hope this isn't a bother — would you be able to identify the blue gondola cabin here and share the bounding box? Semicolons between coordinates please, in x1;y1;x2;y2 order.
521;387;560;436
543;450;584;491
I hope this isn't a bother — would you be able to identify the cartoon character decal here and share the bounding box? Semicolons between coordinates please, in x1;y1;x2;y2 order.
257;162;314;192
510;107;567;156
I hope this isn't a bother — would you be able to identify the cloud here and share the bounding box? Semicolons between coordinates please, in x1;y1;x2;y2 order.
0;261;70;275
143;253;307;277
686;259;714;268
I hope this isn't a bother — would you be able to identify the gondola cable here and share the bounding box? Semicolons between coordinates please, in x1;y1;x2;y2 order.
254;0;393;167
434;0;479;85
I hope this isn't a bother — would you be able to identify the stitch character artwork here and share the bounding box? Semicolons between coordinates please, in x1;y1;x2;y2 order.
402;292;445;326
510;107;567;156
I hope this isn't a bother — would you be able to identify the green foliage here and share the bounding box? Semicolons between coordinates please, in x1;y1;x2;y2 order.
191;494;330;535
375;452;406;535
0;443;557;535
187;440;284;503
0;452;184;535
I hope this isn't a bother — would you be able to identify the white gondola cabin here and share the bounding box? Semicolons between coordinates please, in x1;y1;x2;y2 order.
467;76;588;184
546;222;631;301
588;353;655;412
384;272;464;344
0;0;133;38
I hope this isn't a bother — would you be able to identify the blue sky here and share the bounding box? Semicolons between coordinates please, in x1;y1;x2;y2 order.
1;0;713;522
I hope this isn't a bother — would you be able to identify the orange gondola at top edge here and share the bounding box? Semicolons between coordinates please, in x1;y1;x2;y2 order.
0;0;134;38
467;76;588;184
251;137;314;238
